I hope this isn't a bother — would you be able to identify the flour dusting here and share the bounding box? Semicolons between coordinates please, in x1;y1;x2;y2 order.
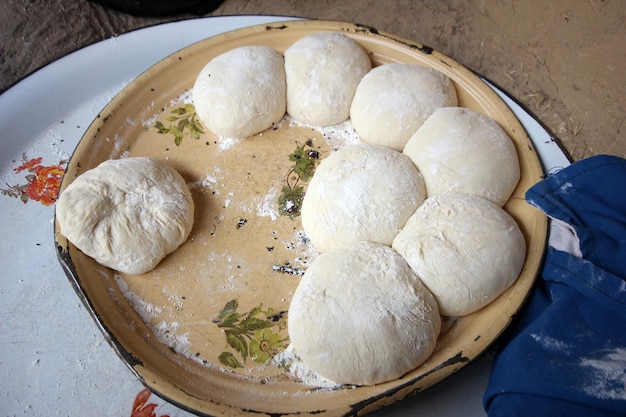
142;113;159;127
273;345;343;389
285;115;362;151
529;333;571;353
557;180;573;194
579;348;626;400
283;230;318;269
113;274;163;322
188;173;219;191
153;320;194;358
256;187;280;220
171;89;193;106
142;89;193;128
217;136;244;151
113;274;197;361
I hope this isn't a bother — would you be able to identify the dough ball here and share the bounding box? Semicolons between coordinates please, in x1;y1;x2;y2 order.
301;143;426;253
288;241;441;385
284;32;371;126
349;63;458;151
392;194;526;317
56;157;195;275
192;45;286;138
403;107;520;206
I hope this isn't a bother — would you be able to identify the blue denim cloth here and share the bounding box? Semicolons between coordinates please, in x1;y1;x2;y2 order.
483;155;626;417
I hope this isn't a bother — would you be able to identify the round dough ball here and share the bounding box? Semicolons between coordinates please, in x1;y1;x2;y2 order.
284;32;371;126
301;143;426;253
56;157;195;275
403;107;520;206
350;63;458;151
192;45;286;138
288;241;441;385
392;194;526;317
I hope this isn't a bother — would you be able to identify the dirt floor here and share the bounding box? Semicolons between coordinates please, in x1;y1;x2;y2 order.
1;0;624;160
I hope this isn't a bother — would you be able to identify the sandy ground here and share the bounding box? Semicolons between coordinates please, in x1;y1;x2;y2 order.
1;0;624;160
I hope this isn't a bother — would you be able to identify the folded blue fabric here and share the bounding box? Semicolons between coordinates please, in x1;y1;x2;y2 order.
483;155;626;417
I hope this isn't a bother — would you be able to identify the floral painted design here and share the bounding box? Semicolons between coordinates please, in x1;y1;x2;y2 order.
213;299;288;369
131;388;170;417
155;104;204;147
278;139;320;219
249;328;289;364
1;155;65;205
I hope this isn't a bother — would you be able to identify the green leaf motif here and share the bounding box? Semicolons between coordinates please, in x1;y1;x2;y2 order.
154;103;204;146
278;185;305;219
240;317;274;332
225;330;248;360
218;351;243;368
247;305;262;319
214;299;288;369
249;329;289;365
219;299;239;319
289;147;318;182
278;140;320;219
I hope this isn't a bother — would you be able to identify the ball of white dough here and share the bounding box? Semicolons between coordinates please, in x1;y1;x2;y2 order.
350;63;458;151
403;107;520;206
284;32;371;126
56;157;195;275
192;45;286;138
301;143;426;253
288;241;441;385
392;194;526;317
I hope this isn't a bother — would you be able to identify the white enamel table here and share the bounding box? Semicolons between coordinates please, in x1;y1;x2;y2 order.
0;15;570;417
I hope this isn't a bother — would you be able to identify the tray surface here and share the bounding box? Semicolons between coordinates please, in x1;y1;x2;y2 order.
54;19;547;417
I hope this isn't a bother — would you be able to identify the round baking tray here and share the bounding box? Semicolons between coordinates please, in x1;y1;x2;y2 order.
55;19;547;417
